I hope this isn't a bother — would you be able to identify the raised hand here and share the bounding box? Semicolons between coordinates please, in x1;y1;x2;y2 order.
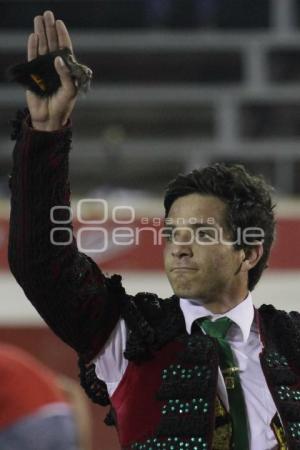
26;10;78;131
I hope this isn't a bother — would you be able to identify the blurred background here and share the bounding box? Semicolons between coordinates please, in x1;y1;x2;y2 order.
0;0;300;449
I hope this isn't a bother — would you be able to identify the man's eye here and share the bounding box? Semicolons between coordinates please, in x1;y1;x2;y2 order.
196;229;213;240
197;230;208;237
162;227;173;241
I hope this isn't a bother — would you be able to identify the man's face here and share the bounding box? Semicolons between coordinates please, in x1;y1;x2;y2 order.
163;193;246;302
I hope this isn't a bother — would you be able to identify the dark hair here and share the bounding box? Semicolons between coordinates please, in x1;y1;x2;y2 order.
164;163;276;291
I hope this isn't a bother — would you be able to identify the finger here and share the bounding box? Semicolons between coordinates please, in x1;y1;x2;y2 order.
54;56;77;96
56;20;73;53
34;15;48;55
43;10;59;52
27;33;38;61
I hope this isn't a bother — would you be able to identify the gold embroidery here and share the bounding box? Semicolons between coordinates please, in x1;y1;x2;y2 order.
224;376;235;390
213;398;288;450
222;367;240;390
271;415;288;450
215;396;227;417
212;396;232;450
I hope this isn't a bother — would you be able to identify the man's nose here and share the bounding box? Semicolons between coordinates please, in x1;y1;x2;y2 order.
171;244;193;258
171;228;194;258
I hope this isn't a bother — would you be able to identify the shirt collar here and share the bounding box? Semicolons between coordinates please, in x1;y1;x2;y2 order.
179;291;255;343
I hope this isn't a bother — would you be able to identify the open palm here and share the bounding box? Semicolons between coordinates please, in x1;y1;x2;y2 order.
26;10;78;130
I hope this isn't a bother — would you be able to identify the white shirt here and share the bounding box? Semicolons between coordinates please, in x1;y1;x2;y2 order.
93;292;279;450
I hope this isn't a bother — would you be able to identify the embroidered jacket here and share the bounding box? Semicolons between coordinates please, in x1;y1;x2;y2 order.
8;109;300;450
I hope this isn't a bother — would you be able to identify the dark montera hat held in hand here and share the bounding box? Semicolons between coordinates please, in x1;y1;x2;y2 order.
6;47;93;97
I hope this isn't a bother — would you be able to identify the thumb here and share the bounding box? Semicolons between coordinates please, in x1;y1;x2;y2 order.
54;56;76;94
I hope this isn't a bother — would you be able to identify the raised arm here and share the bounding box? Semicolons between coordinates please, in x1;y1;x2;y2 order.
25;10;77;131
8;11;126;363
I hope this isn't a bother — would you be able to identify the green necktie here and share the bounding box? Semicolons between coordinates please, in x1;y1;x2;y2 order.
195;316;250;450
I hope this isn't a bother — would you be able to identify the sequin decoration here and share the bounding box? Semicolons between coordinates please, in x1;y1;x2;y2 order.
131;436;208;449
287;422;300;440
162;364;211;381
265;351;289;368
130;358;231;450
161;398;209;415
277;386;300;402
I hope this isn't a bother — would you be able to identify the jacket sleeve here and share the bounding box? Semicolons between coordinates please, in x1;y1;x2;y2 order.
8;108;126;363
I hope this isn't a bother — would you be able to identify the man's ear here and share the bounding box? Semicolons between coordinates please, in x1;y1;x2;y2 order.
241;242;264;271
